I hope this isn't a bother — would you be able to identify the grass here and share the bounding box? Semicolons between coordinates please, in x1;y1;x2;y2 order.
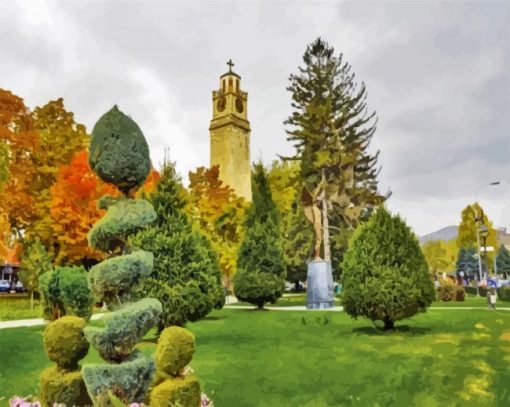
0;296;43;321
0;296;105;321
1;308;510;406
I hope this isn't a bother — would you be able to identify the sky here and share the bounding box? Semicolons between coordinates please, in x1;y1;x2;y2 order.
1;0;509;236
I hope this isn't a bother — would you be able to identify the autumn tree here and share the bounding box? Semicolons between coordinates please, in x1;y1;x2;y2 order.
187;165;247;288
50;150;160;267
50;150;118;266
421;240;457;276
284;38;387;273
28;99;88;254
0;89;40;239
456;203;497;269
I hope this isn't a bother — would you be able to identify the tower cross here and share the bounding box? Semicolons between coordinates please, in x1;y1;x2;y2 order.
227;59;234;72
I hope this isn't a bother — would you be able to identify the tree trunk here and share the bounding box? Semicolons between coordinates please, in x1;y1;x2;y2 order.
383;317;394;331
321;169;331;262
295;280;300;292
257;302;264;310
30;291;34;311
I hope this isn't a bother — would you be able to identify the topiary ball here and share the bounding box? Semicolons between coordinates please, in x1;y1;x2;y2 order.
89;105;151;194
43;316;89;369
150;375;201;407
39;365;92;406
155;326;195;376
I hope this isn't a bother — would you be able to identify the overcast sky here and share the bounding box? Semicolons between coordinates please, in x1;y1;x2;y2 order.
1;0;509;236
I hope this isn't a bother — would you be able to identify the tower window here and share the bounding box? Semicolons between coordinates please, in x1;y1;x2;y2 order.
236;79;239;91
228;78;233;92
222;79;225;92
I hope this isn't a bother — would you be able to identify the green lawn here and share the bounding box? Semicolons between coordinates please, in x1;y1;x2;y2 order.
1;308;510;406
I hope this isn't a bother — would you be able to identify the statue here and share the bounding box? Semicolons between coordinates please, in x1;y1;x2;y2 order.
301;182;325;260
300;180;334;309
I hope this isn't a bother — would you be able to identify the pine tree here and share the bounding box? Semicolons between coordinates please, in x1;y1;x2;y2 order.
233;164;286;309
284;37;387;270
496;245;510;277
341;207;434;330
456;247;478;278
131;159;224;328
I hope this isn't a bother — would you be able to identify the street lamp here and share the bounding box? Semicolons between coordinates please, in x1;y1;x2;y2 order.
474;181;500;286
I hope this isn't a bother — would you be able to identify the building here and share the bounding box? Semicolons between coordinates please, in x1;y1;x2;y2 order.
209;60;252;201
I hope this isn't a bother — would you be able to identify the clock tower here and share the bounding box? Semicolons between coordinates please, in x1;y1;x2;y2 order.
209;60;252;201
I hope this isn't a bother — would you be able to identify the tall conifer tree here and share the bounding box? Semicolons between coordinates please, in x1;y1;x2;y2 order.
233;164;286;309
285;37;387;271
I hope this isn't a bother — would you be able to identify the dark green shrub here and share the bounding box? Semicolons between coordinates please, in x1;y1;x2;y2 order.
89;105;151;194
82;350;155;405
89;250;153;309
131;161;223;328
234;164;286;309
39;266;93;321
84;298;162;362
341;207;435;330
465;286;477;296
497;285;510;302
88;198;156;252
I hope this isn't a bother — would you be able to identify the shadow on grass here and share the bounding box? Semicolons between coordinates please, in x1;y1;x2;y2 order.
352;325;431;336
203;315;226;321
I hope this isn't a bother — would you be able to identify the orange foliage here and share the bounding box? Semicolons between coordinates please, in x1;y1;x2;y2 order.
50;150;160;265
0;89;40;234
50;150;119;264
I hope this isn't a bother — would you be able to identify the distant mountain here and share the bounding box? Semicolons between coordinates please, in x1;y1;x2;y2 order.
420;225;510;246
419;226;458;245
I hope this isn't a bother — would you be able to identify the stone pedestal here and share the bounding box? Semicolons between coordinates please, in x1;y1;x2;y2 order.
306;260;334;309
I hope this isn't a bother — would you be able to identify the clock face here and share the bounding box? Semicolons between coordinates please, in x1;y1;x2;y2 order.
217;97;226;112
235;98;244;114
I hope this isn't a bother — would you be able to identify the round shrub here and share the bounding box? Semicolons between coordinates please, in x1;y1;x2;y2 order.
150;375;201;407
43;316;89;370
341;207;435;330
40;365;92;407
155;326;195;377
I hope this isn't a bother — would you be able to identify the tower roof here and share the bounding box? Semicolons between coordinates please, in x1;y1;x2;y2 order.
220;59;241;79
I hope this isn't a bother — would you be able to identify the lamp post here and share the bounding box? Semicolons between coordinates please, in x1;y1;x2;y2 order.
474;182;500;289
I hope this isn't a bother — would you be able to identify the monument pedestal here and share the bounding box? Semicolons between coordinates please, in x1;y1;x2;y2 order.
306;260;334;309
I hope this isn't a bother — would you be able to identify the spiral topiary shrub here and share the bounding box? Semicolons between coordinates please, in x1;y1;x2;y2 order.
81;106;162;406
150;326;201;406
39;316;92;406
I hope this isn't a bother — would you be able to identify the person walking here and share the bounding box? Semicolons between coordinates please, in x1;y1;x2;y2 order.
487;287;497;311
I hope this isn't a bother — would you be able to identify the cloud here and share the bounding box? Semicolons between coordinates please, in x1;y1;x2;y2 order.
0;0;508;235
